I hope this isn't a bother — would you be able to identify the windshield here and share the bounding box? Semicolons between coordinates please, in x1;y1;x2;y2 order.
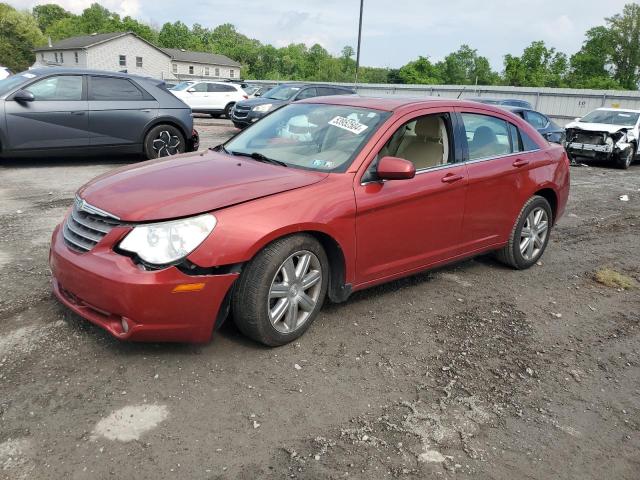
262;85;301;101
581;110;640;127
0;72;32;96
170;81;196;91
224;103;391;172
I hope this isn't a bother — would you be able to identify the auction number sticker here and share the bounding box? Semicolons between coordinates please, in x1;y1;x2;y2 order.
328;116;368;134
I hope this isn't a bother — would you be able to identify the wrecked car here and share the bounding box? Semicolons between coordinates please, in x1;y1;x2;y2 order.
565;108;639;169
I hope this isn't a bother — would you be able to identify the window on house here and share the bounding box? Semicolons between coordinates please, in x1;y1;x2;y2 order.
204;67;210;76
60;52;64;63
214;67;220;77
74;51;79;64
189;65;194;74
119;55;126;67
172;63;178;74
40;53;44;61
229;69;235;78
54;52;58;63
136;57;143;68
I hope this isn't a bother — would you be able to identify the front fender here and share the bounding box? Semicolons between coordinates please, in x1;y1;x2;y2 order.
187;174;358;284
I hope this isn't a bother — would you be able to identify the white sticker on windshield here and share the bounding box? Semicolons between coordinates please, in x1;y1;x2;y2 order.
328;116;368;135
22;73;36;79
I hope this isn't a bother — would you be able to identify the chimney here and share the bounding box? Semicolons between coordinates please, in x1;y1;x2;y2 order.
48;36;52;48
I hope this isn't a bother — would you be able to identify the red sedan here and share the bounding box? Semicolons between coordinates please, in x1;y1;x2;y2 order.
49;97;570;346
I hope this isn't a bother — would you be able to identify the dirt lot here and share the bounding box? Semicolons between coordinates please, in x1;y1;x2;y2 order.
0;118;638;479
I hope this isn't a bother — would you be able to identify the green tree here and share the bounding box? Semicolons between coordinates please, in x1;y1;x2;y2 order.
437;44;498;85
0;3;46;71
158;21;202;50
398;56;442;84
503;41;568;87
606;3;640;89
32;4;70;32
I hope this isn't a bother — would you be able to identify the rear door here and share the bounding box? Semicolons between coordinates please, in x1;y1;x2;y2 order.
456;108;541;252
88;75;158;147
294;87;318;101
5;74;88;152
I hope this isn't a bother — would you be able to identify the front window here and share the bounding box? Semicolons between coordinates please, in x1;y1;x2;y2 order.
25;75;83;101
262;85;302;101
119;55;126;67
580;109;640;127
224;103;390;172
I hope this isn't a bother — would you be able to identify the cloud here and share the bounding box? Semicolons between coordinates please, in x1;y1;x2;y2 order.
7;0;632;68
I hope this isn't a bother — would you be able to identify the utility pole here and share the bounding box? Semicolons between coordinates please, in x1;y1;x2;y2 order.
355;0;364;86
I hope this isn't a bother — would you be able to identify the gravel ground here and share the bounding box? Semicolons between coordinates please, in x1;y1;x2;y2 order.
0;118;638;479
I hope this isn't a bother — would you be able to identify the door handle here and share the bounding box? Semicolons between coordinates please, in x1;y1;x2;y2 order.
441;173;464;183
70;111;85;116
512;159;530;167
140;109;151;113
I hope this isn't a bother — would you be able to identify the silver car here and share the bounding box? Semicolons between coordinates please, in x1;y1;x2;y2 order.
0;68;198;159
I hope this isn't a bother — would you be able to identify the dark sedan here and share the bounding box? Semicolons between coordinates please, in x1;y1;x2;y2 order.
0;68;198;160
501;106;565;144
230;83;355;129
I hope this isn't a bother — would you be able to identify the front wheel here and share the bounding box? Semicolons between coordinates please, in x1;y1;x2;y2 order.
223;103;235;119
143;125;185;159
615;144;635;169
495;195;552;269
232;234;329;346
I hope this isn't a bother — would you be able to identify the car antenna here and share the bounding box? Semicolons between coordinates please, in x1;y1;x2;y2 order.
457;86;466;100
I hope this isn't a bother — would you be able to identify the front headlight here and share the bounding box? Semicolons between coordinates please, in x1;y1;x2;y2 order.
119;214;216;266
253;104;273;113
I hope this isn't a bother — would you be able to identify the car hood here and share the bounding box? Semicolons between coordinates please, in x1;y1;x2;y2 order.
236;97;288;108
565;121;632;133
77;151;327;222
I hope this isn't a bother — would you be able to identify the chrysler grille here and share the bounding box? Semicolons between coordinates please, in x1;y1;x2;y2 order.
63;201;121;252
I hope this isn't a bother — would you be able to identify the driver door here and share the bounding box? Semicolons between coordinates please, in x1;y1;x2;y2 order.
5;74;89;152
354;109;468;286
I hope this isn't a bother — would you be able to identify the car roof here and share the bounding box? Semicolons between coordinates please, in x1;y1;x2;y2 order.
23;67;158;82
299;95;521;113
278;82;354;90
595;107;640;113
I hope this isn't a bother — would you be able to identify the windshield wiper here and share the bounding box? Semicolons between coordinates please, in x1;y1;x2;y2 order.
229;151;288;167
210;144;230;154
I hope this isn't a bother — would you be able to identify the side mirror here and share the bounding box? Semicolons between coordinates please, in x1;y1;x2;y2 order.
574;117;581;122
254;92;261;97
376;156;416;180
13;89;35;103
187;88;196;93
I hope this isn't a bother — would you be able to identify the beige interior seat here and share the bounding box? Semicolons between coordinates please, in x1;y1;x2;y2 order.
396;117;446;170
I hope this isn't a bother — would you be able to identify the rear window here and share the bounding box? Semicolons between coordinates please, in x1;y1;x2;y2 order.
89;77;145;101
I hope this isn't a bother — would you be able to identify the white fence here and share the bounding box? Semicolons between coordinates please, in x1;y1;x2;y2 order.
249;80;640;126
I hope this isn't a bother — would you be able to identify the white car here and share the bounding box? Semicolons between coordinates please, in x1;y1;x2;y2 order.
169;81;248;118
0;67;13;80
565;108;640;169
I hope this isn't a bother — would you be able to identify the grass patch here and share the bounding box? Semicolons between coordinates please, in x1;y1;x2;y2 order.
594;268;636;290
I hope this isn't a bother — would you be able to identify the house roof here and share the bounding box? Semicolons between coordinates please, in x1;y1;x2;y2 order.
34;32;129;51
161;48;241;67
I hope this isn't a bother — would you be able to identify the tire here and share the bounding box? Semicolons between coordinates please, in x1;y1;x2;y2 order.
233;122;246;130
210;113;221;119
223;103;235;119
495;195;553;270
615;144;634;169
143;125;186;160
232;234;329;346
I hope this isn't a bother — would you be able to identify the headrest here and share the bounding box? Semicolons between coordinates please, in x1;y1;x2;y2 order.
473;126;497;147
415;117;442;138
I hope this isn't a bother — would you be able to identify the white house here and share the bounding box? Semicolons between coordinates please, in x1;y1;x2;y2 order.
33;32;242;82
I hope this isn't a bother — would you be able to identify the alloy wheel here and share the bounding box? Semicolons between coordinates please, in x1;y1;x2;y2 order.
519;207;549;261
152;130;181;157
267;250;323;334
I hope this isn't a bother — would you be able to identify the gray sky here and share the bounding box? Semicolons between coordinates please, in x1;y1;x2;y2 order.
13;0;633;69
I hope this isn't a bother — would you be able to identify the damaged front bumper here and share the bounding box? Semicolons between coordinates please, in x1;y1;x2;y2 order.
564;129;633;161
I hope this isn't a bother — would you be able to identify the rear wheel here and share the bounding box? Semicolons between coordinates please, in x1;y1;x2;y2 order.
232;234;329;346
495;195;552;269
143;125;185;160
